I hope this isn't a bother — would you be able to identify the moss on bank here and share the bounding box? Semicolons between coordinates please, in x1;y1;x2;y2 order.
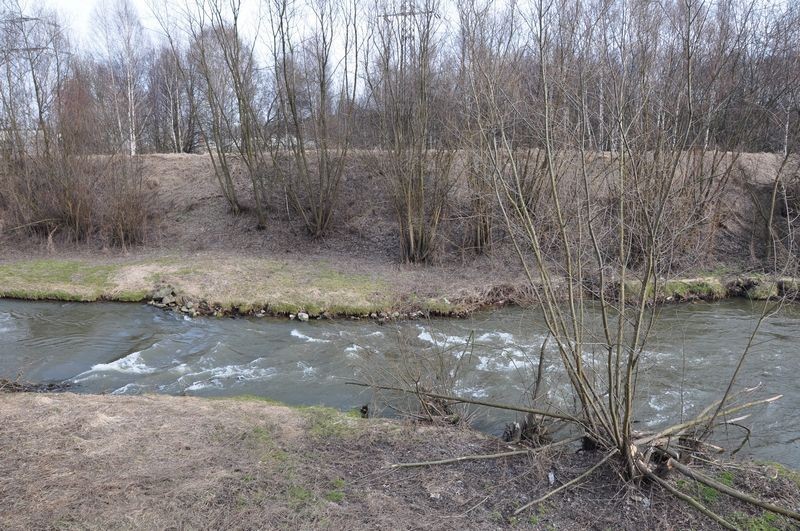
623;277;727;302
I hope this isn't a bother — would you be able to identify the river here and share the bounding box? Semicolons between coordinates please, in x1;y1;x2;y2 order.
1;299;797;467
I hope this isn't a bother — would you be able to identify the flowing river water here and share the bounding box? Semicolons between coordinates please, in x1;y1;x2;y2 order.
1;299;798;467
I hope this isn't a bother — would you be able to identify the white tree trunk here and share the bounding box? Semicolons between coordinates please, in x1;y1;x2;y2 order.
127;62;136;156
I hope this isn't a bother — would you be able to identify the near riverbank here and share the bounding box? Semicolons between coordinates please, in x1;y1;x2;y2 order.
1;392;798;530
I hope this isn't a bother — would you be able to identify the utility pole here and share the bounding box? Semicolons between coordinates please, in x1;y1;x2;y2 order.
0;15;61;156
0;16;49;54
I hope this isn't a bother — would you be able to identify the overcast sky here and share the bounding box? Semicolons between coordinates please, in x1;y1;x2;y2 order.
42;0;161;47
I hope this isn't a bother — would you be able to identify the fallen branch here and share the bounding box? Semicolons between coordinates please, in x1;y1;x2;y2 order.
347;382;580;423
392;449;530;469
636;461;737;530
390;435;583;469
512;449;619;516
667;457;800;522
634;395;782;446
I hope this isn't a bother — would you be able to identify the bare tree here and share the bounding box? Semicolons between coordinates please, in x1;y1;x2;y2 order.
148;43;198;153
357;0;800;526
174;0;271;225
367;0;455;263
93;0;149;156
0;2;153;246
267;0;359;238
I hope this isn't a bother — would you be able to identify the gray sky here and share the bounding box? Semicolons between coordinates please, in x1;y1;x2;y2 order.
37;0;341;56
40;0;274;50
42;0;160;47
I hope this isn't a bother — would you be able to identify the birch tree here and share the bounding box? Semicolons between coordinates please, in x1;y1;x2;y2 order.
93;0;149;156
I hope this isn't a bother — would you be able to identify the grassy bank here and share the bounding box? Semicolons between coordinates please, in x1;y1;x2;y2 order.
1;392;798;530
0;256;797;319
0;255;464;317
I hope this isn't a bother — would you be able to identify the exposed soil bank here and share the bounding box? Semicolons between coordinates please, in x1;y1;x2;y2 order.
1;393;798;530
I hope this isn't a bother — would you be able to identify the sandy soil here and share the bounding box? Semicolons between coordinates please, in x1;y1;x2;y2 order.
2;392;798;530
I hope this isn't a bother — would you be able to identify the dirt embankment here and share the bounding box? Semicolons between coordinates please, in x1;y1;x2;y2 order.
0;153;796;317
1;392;798;530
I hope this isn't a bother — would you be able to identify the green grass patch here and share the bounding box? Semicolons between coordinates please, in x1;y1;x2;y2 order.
699;484;720;504
214;394;364;433
747;281;779;300
763;462;800;488
675;478;722;508
719;470;735;487
665;278;726;300
0;287;87;301
249;426;272;444
301;406;360;439
287;485;314;508
170;258;394;316
113;289;151;302
0;254;472;317
0;259;116;286
219;394;286;406
421;297;461;315
0;259;150;302
779;278;800;295
0;259;120;301
730;510;784;531
244;425;291;465
324;480;346;503
622;279;654;300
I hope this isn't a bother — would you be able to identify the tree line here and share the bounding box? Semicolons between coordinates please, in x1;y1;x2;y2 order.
1;0;799;260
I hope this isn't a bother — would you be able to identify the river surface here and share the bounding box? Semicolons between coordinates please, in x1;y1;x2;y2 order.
1;299;798;467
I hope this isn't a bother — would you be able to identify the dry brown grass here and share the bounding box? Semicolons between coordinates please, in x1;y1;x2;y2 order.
1;393;798;530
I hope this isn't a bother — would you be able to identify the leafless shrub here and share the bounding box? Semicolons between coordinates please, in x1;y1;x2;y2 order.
1;154;153;246
367;0;456;263
0;5;154;247
267;0;360;238
360;327;478;426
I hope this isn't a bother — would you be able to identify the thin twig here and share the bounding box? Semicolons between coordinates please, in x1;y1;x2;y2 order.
7;218;57;231
728;423;751;457
347;381;579;422
390;436;583;469
513;449;619;516
667;457;800;522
